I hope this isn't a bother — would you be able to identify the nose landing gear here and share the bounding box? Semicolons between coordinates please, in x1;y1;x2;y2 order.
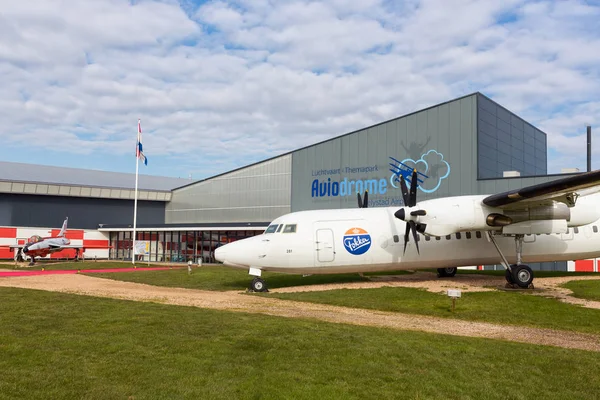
250;277;268;293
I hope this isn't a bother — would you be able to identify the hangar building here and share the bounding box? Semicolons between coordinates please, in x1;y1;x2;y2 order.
0;93;595;271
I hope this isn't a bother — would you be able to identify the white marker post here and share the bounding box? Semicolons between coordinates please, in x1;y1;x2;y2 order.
447;289;462;312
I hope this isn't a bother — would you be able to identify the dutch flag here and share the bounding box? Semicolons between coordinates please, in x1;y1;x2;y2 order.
136;119;148;166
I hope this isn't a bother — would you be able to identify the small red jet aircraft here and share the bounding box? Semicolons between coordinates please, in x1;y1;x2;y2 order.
5;218;110;265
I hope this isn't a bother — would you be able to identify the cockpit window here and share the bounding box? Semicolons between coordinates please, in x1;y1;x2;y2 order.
276;224;284;233
28;235;42;243
264;224;278;234
283;224;297;233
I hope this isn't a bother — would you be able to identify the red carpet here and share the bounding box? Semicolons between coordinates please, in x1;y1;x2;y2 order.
0;266;182;277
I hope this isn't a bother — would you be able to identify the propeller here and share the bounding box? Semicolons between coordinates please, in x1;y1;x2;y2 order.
394;169;426;254
357;190;369;208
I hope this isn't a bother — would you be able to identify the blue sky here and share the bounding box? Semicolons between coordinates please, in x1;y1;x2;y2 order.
0;0;599;179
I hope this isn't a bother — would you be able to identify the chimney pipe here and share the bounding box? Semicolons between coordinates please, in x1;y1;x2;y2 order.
587;125;592;172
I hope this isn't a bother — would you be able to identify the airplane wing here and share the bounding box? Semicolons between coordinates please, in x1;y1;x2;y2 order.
0;245;25;250
482;169;600;209
59;245;113;249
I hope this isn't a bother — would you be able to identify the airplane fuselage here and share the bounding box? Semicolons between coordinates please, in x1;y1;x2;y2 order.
23;237;70;258
215;194;600;274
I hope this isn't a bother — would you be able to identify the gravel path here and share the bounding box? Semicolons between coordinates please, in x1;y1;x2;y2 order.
1;273;599;352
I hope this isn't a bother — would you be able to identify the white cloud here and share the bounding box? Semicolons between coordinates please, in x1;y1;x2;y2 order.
0;0;599;178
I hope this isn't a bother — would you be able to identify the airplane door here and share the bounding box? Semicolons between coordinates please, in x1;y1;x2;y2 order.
316;229;335;262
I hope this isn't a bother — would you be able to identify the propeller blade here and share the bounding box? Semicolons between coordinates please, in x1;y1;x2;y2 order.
403;223;410;254
399;175;410;206
409;169;418;207
410;209;426;216
409;220;420;254
357;192;363;208
363;191;368;208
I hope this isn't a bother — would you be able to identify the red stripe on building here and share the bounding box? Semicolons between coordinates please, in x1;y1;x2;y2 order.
83;239;110;248
50;249;78;259
0;248;14;258
51;230;84;240
575;260;594;272
0;228;17;238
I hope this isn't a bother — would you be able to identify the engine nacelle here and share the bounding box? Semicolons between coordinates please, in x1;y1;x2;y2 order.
568;196;600;226
486;203;571;227
411;196;488;236
406;195;600;238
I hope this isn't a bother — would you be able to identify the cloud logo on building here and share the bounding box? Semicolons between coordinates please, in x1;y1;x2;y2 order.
343;227;371;255
390;149;450;194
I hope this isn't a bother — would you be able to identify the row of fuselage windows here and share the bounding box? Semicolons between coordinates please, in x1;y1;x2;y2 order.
265;224;297;234
392;226;600;243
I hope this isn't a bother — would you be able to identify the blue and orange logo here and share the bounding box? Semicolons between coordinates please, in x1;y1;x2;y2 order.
343;227;371;255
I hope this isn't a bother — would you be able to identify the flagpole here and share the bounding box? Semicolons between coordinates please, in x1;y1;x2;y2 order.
132;122;140;266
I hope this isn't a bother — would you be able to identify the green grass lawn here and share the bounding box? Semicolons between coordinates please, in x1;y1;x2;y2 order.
562;280;600;301
0;260;174;271
0;287;598;400
266;286;600;335
85;266;600;334
88;266;375;291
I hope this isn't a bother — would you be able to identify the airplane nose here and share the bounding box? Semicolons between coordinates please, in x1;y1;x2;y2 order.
214;238;259;267
22;246;28;253
214;245;226;263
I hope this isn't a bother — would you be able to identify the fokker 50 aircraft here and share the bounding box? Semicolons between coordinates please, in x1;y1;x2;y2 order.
215;169;600;292
4;218;109;265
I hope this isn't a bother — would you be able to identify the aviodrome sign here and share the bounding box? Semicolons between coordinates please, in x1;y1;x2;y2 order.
310;149;451;206
311;165;386;198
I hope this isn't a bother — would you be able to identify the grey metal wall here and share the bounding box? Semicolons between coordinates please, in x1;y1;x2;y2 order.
477;94;547;179
0;193;165;229
292;94;479;211
166;155;292;223
475;173;575;196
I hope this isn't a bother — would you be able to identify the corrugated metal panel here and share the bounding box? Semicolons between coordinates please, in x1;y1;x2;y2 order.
477;94;547;178
291;95;479;211
0;180;169;202
166;154;292;223
0;161;190;191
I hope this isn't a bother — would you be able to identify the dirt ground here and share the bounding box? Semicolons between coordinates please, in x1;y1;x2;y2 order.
1;272;599;352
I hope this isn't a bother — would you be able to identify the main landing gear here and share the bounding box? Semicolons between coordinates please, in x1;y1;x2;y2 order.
487;233;534;289
437;267;457;278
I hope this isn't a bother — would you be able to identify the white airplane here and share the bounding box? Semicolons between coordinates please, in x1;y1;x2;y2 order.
215;169;600;292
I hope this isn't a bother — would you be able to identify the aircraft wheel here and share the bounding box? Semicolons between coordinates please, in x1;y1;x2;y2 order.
505;267;515;284
250;277;268;293
511;264;533;288
437;267;457;277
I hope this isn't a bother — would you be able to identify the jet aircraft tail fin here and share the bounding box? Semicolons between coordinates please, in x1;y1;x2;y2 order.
58;217;68;237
